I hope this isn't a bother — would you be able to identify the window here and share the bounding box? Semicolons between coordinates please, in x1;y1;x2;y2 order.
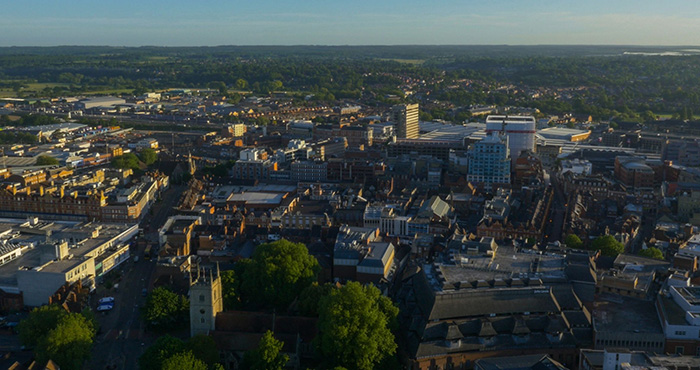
199;294;205;302
675;330;687;336
676;346;685;355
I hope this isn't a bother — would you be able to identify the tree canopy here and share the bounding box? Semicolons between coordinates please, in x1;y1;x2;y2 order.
316;282;398;370
564;234;583;249
141;287;189;331
592;235;625;257
36;155;59;166
161;351;209;370
240;239;320;309
139;334;223;370
112;152;140;170
638;247;664;260
139;148;158;166
18;305;97;370
241;330;289;370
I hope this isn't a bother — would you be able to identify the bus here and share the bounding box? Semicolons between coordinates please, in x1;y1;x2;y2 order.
144;244;152;260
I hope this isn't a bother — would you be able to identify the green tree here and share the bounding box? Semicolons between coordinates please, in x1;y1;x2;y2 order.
235;79;248;90
592;235;625;257
36;155;59;166
139;335;186;370
298;282;335;317
161;351;208;370
242;331;289;370
564;234;583;249
112;153;140;170
316;282;398;370
37;313;95;370
220;270;239;310
18;305;65;347
186;335;221;368
139;148;158;166
638;247;664;260
241;239;320;309
141;287;189;331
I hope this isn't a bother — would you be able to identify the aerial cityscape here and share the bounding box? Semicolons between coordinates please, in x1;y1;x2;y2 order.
2;2;700;370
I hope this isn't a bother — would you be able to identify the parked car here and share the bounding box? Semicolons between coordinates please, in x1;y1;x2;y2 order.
98;297;115;305
96;303;114;312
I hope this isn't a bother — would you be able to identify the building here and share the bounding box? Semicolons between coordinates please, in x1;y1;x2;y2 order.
467;133;511;185
291;161;328;182
486;115;536;160
0;218;138;307
75;96;126;110
339;125;373;147
614;156;654;190
656;285;700;355
189;265;223;337
392;103;420;139
538;127;591;142
333;226;396;283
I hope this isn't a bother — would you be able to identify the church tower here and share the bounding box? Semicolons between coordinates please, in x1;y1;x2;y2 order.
189;264;223;337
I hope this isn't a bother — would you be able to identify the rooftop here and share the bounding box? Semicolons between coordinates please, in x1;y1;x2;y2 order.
592;295;663;334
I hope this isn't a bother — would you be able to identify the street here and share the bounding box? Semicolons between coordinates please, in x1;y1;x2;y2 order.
88;184;185;369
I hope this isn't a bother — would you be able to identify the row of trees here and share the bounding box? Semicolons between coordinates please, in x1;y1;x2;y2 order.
564;234;663;260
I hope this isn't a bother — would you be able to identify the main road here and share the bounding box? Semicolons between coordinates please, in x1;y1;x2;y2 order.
88;184;185;369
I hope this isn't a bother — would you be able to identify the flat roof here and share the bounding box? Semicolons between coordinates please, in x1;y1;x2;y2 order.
592;295;663;334
227;192;284;205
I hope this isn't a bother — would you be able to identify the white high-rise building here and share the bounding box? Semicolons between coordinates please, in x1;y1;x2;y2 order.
485;115;536;161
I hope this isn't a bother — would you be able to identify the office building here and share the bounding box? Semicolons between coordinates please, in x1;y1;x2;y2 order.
392;103;419;139
467;133;511;185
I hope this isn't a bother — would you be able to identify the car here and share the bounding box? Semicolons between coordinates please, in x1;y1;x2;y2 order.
98;297;115;305
96;303;114;312
141;288;148;297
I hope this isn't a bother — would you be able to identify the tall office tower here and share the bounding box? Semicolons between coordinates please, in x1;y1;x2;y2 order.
485;115;536;161
467;133;511;185
392;103;420;139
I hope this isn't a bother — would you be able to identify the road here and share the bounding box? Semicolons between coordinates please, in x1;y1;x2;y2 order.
89;254;156;370
543;171;567;246
88;184;185;369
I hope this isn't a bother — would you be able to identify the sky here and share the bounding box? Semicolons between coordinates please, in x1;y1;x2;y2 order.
2;0;700;46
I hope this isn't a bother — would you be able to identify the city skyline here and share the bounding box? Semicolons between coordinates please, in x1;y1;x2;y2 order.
3;0;700;46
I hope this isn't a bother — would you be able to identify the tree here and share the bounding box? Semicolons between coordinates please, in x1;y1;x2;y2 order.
638;247;664;260
220;270;240;310
316;282;398;370
112;153;140;170
139;148;158;166
141;287;189;331
36;155;59;166
240;239;320;309
241;331;289;370
591;235;625;257
140;335;222;370
161;351;208;370
186;335;221;368
564;234;583;249
18;305;66;347
298;282;335;317
37;313;95;370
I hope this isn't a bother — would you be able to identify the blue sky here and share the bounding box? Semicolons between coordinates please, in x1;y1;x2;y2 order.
2;0;700;46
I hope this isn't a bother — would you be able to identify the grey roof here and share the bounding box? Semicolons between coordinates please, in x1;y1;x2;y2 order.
474;354;568;370
428;288;560;321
